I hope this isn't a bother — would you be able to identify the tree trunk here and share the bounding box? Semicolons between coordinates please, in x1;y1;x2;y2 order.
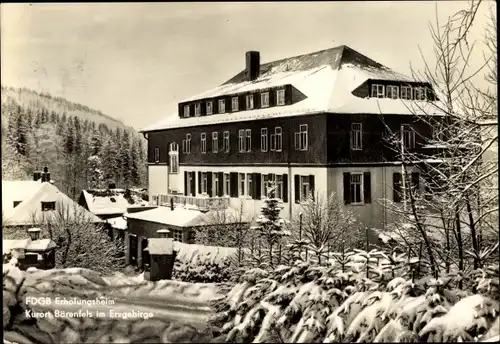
455;205;464;289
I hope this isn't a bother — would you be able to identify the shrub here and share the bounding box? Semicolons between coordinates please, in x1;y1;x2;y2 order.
173;251;232;283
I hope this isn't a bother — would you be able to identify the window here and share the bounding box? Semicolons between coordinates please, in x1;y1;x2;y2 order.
187;231;196;244
271;127;283;152
246;95;254;110
169;142;179;174
294;174;315;203
213;173;219;197
277;89;285;106
223;131;230;152
224;173;230;196
350;173;363;204
173;229;183;242
300;176;310;201
183;105;190;118
212;132;218;153
182;134;191;154
371;84;385;98
350;123;362;150
194;103;201;116
201;172;208;194
294;124;308;151
13;201;21;208
262;174;269;198
246;173;252;197
186;172;193;196
245;129;252;152
41;201;56;211
201;133;207;154
386;85;399;99
261;92;269;108
414;87;426;101
154;147;160;163
206;101;213;115
261;128;268;152
238;129;245;152
239;173;245;196
401;124;416;149
393;172;420;202
232;97;239;111
267;174;285;200
218;99;226;114
401;86;412;100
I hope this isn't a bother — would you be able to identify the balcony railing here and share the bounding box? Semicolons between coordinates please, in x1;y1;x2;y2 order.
154;194;229;211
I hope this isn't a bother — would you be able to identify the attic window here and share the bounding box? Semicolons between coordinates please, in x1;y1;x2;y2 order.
13;201;22;208
414;87;426;101
261;92;269;108
371;84;385;98
206;101;213;115
276;89;285;106
110;197;117;203
246;95;254;110
218;99;226;114
41;201;56;212
232;97;239;111
194;103;201;116
183;105;190;118
386;86;399;99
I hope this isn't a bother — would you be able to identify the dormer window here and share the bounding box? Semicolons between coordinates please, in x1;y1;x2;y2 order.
218;99;226;114
401;86;412;100
371;84;385;98
386;85;399;99
183;105;190;118
277;89;285;106
194;103;201;116
206;101;213;115
41;201;56;212
246;95;254;110
414;87;426;101
261;92;269;108
232;97;239;111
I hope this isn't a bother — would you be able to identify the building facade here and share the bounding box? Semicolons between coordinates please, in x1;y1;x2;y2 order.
140;45;443;229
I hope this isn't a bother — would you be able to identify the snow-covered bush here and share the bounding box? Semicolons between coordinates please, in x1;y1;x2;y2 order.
209;249;500;343
173;251;232;283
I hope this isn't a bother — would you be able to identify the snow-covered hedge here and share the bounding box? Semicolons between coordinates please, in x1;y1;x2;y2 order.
209;249;499;343
173;251;232;283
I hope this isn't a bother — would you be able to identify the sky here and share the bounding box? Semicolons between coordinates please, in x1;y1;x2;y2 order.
1;1;495;130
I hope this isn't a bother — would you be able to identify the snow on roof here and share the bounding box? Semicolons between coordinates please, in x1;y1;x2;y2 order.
173;241;237;262
2;180;44;218
82;189;148;216
125;207;202;227
141;45;440;132
147;238;174;255
3;238;56;255
3;183;102;226
26;239;56;251
105;216;127;230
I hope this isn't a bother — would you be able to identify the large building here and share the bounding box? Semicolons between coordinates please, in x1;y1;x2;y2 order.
140;45;443;229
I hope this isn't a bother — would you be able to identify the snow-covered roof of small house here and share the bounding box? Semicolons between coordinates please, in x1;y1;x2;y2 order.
3;238;56;255
141;45;443;132
3;182;102;226
81;189;148;216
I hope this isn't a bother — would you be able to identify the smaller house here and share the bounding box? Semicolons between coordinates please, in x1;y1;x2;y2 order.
3;229;57;270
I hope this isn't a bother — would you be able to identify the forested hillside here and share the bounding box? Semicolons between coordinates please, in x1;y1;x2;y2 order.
1;85;148;199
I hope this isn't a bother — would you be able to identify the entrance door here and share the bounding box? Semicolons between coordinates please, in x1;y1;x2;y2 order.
129;235;138;266
142;238;150;270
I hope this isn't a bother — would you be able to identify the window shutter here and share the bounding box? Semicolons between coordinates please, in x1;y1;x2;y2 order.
190;172;196;196
363;172;371;204
207;173;213;197
230;172;238;197
218;172;224;197
198;171;202;195
411;172;420;191
283;174;288;203
294;132;300;150
251;173;258;199
309;175;315;200
255;174;262;200
343;172;351;204
269;88;276;106
393;172;401;203
184;171;188;196
294;175;300;204
285;85;292;105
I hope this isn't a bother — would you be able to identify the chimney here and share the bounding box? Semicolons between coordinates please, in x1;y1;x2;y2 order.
28;228;41;241
33;171;42;181
108;182;116;189
170;198;174;211
157;229;170;238
246;51;260;81
41;167;50;183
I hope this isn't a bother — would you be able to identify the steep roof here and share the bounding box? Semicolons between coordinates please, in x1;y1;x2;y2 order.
81;189;148;216
2;180;44;218
141;45;442;132
3;182;102;226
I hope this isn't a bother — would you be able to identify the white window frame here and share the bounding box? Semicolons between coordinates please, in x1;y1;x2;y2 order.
206;101;213;115
239;173;245;197
154;147;160;163
300;176;310;201
294;124;308;151
401;86;412;100
386;85;399;99
201;133;207;154
277;89;285;106
223;131;230;152
261;92;269;108
246;173;252;197
246;94;254;110
201;172;208;194
414;87;426;101
168;142;179;173
350;123;362;150
350;172;364;204
401;124;416;149
371;84;385;98
186;172;193;195
182;134;191;154
232;97;239;111
218;99;226;114
212;132;218;153
261;128;268;152
194;103;201;116
262;174;269;198
183;105;190;118
173;229;183;242
238;129;246;152
224;173;230;196
213;173;219;197
276;174;283;200
245;129;252;152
